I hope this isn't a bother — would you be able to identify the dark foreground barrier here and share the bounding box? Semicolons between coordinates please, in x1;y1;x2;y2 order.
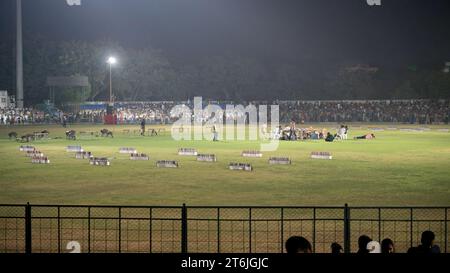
0;204;448;253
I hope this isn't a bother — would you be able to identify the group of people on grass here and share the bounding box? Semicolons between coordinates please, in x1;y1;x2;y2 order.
272;122;376;143
324;124;375;142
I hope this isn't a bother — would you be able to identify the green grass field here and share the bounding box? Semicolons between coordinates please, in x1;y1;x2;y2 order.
0;124;449;206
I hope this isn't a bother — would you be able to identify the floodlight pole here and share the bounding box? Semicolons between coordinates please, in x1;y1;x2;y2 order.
107;57;116;103
16;0;24;108
109;62;112;103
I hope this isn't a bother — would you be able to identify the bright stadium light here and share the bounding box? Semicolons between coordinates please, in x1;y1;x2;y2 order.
107;56;117;103
107;56;117;65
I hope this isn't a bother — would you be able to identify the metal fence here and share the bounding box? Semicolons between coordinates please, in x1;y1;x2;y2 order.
0;204;448;253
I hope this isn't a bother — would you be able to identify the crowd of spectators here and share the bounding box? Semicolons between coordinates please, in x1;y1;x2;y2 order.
73;109;106;123
112;99;449;125
278;99;450;124
115;101;176;124
0;107;47;125
1;99;449;125
69;102;177;124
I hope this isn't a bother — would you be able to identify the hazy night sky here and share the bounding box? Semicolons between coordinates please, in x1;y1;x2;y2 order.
0;0;449;67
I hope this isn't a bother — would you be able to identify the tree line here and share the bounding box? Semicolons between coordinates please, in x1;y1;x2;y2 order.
0;34;449;106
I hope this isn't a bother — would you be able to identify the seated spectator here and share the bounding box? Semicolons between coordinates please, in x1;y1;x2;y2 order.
331;242;343;254
408;230;441;254
285;236;312;253
272;126;282;140
289;129;297;141
336;125;346;140
381;238;395;253
357;235;372;254
325;132;335;142
343;125;349;139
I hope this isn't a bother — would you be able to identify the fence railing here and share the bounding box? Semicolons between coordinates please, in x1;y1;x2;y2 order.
0;203;448;253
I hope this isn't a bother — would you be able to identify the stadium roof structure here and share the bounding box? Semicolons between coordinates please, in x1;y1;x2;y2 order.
46;76;89;87
46;76;90;104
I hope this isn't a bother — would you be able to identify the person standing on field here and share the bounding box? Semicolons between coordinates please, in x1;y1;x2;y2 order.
212;125;218;141
140;118;146;136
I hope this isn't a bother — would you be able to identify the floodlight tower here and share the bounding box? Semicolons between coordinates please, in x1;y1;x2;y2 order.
16;0;23;108
15;0;81;108
107;57;117;103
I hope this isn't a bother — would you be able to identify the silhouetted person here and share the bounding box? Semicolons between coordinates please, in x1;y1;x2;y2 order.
357;235;372;254
381;238;395;254
331;242;343;254
140;119;146;136
285;236;312;253
408;230;440;253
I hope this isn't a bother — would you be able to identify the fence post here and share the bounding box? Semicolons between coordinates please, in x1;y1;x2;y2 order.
57;206;61;253
378;208;381;242
445;208;448;253
344;204;350;253
312;208;316;253
149;208;153;253
217;208;220;253
118;207;122;253
181;204;188;253
88;206;91;253
410;208;413;249
280;208;284;253
249;208;252;253
25;202;32;254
